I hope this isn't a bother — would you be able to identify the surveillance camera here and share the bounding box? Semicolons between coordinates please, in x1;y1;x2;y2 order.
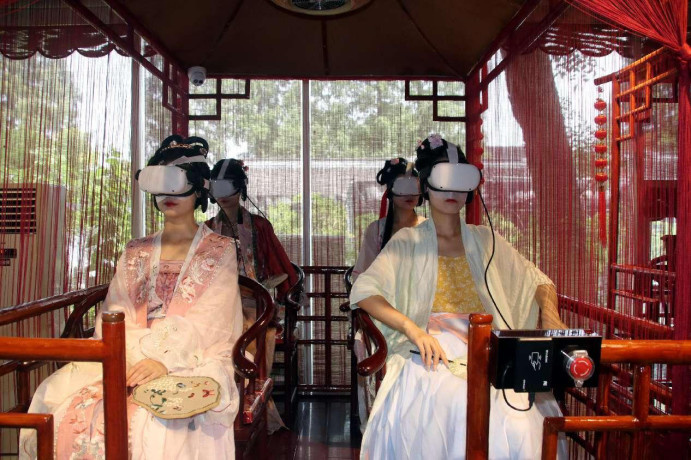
188;66;207;87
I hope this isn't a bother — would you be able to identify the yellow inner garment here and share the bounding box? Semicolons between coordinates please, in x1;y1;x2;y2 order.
432;255;485;314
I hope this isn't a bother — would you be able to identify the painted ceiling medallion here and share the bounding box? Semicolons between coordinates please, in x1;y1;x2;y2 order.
270;0;372;16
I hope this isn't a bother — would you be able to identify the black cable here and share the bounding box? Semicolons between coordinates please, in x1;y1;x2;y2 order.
477;188;512;330
500;364;535;412
246;195;268;220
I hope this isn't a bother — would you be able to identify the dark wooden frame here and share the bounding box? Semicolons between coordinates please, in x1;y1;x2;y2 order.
342;266;388;432
273;262;305;423
233;275;276;459
298;266;350;393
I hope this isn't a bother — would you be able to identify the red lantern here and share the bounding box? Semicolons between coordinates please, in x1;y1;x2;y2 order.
593;88;608;246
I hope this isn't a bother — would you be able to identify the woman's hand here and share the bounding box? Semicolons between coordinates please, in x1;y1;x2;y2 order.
403;320;449;371
126;359;168;387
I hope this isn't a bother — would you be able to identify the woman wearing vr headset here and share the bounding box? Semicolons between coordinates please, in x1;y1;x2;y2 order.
351;157;424;432
205;158;298;433
350;134;566;459
19;135;243;459
352;158;425;281
205;158;297;297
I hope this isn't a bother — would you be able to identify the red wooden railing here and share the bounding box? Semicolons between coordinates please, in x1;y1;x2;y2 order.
542;340;691;460
0;311;128;458
464;314;691;459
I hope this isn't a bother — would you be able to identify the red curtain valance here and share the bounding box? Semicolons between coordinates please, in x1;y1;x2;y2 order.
565;0;689;59
0;25;127;60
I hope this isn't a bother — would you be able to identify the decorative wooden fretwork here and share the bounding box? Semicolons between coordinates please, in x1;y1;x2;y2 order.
187;79;251;121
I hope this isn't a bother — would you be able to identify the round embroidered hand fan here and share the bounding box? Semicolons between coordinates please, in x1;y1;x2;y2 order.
132;376;221;419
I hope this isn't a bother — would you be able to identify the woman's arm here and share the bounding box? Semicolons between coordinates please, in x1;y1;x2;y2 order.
352;220;380;281
535;284;567;329
358;295;449;370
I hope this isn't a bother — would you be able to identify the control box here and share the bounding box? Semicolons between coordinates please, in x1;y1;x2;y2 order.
489;329;602;393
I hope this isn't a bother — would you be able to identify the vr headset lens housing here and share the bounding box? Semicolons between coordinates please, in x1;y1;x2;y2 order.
209;179;238;198
391;176;421;196
427;163;481;192
137;166;193;196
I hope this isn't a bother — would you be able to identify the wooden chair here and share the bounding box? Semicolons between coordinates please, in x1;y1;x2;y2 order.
233;275;276;459
341;266;388;432
0;307;128;458
273;262;305;423
0;277;275;459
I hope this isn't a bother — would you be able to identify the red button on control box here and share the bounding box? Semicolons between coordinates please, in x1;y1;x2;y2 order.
569;356;594;380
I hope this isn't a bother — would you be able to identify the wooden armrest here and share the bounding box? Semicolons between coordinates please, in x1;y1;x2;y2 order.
60;286;109;339
340;266;354;312
355;309;387;377
232;277;276;381
0;284;109;327
283;262;305;312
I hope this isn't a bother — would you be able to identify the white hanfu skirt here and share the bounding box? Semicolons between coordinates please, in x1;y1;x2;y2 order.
361;313;567;460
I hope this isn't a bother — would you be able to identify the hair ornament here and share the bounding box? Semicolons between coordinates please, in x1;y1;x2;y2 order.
428;133;444;149
160;141;209;157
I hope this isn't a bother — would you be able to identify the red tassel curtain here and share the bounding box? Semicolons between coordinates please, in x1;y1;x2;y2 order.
481;8;635;308
567;0;691;429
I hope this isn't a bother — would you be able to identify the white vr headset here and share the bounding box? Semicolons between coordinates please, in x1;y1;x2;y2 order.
391;176;421;196
209;179;239;198
209;159;242;199
426;143;481;193
137;155;208;196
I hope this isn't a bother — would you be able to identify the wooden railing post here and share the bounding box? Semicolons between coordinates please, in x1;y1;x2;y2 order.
466;313;493;459
100;311;128;459
541;418;560;460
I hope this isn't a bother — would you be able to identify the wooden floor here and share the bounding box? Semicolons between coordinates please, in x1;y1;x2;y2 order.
267;396;362;459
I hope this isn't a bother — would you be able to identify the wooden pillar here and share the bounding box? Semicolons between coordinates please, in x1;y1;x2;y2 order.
466;71;484;225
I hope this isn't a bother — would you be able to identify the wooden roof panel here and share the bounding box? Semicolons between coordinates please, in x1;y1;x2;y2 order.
119;0;532;79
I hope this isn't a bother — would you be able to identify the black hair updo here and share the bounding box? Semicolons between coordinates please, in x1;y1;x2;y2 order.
377;157;421;249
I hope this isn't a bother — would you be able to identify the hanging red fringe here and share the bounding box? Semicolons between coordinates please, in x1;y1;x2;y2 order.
379;191;388;218
598;186;607;245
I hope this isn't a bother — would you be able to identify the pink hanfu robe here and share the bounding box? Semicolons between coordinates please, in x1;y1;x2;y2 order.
19;224;243;459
